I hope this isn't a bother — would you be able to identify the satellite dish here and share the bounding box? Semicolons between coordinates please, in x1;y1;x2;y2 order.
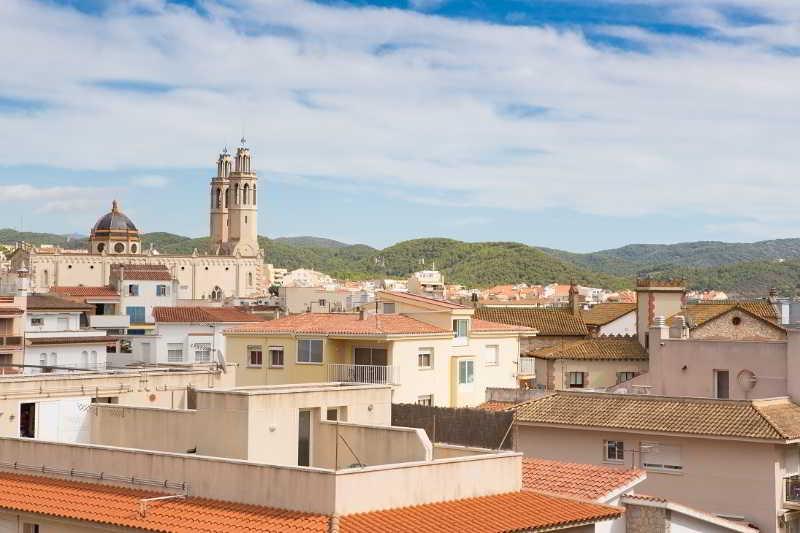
215;349;227;373
737;369;757;391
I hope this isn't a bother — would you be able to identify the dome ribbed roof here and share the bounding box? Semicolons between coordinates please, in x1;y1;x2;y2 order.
91;200;139;236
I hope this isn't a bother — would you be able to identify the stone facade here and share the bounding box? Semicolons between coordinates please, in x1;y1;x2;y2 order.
692;309;785;341
626;504;669;533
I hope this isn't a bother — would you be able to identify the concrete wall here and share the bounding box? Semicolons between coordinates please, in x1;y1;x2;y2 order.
648;329;787;399
314;421;431;469
515;424;783;532
539;358;648;390
23;343;108;373
90;405;197;454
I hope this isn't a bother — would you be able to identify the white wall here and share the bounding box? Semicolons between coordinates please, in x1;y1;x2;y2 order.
131;322;240;364
598;312;636;336
26;311;81;333
119;280;177;323
23;344;107;372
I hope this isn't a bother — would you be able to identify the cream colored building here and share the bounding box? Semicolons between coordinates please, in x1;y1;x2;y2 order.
224;291;536;407
5;143;266;301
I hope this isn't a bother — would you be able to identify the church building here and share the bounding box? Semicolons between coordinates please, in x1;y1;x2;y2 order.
7;142;266;300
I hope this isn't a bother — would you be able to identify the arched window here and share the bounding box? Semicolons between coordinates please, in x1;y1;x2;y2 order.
243;184;250;204
39;353;47;367
211;286;222;301
252;185;257;205
131;243;138;254
43;270;49;286
248;272;253;286
216;188;222;209
90;350;98;368
49;353;57;366
97;243;105;253
225;187;229;208
81;351;88;368
234;184;239;205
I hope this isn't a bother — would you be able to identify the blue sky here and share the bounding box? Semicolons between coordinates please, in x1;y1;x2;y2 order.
1;0;799;252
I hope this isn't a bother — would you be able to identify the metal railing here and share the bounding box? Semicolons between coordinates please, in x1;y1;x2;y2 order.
518;357;535;376
327;363;398;385
0;336;23;347
786;476;800;505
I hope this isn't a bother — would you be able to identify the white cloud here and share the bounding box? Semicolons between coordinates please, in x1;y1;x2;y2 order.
0;184;115;215
131;175;170;188
1;0;800;239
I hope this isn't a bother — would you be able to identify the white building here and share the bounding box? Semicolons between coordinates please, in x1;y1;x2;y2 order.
407;270;446;299
130;306;265;365
110;264;178;332
280;268;334;288
24;295;116;372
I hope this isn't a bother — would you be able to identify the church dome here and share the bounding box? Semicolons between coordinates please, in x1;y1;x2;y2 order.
91;200;139;237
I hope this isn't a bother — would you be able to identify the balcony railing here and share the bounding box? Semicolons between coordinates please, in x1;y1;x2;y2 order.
0;336;23;348
327;363;398;385
786;476;800;507
518;357;535;376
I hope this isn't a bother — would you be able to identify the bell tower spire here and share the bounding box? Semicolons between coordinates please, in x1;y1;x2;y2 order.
225;137;259;256
209;147;232;255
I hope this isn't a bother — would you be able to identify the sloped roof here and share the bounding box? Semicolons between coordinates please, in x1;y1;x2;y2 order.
527;338;647;361
475;307;587;337
153;307;266;324
671;301;779;329
51;286;119;298
338;490;621;533
111;264;173;281
0;471;330;533
515;392;800;441
27;295;93;311
226;313;450;337
471;318;536;334
378;290;466;309
478;401;521;413
522;458;645;501
581;303;636;326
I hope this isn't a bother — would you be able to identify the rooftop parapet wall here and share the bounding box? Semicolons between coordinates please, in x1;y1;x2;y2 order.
0;437;521;516
635;278;686;290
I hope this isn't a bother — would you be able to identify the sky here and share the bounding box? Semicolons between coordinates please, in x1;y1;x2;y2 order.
0;0;799;252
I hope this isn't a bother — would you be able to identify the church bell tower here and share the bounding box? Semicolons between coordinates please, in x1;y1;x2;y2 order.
209;148;232;255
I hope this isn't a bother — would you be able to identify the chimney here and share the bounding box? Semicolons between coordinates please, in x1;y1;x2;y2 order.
568;279;580;316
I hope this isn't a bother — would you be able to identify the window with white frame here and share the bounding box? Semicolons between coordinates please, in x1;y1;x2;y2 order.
616;371;638;384
30;317;43;327
418;348;433;369
453;319;469;338
458;360;475;385
382;302;396;314
269;346;284;367
248;345;263;367
640;442;682;472
156;285;169;296
604;440;625;462
484;344;500;366
297;339;323;363
417;395;433;406
568;371;586;388
167;343;184;362
128;284;139;296
194;345;211;362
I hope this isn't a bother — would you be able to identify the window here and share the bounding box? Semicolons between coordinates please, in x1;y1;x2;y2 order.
156;285;169;296
714;370;730;399
732;316;742;326
458;360;474;385
484;344;499;366
418;348;433;369
131;243;138;254
128;284;139;296
327;408;339;421
114;242;125;253
616;371;638;384
57;316;69;330
30;317;43;327
382;302;396;314
23;523;39;533
167;343;184;363
417;395;433;406
195;346;211;362
269;346;284;367
298;339;323;363
641;442;682;472
604;440;625;462
354;347;387;366
318;299;327;307
248;272;253;286
453;319;469;338
568;371;586;388
126;306;145;324
248;345;263;367
97;243;105;253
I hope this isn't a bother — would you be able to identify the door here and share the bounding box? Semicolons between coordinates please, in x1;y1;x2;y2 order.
298;409;311;467
354;347;387;365
19;403;35;438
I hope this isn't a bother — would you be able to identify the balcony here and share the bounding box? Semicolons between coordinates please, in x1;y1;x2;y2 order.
327;363;398;385
90;315;131;329
0;336;23;348
786;476;800;508
518;357;535;377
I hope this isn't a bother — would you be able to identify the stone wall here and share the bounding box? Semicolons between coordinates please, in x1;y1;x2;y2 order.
626;504;668;533
692;309;785;341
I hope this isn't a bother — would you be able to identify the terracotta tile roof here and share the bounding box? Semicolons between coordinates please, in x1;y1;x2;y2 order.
226;313;450;337
527;338;647;361
478;401;521;412
378;290;466;309
0;308;24;316
111;264;173;281
471;318;536;333
476;307;587;337
52;286;119;297
27;295;94;311
0;471;329;533
515;392;800;441
28;336;119;346
338;490;621;533
153;307;266;324
581;303;636;326
521;458;645;501
671;301;779;329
